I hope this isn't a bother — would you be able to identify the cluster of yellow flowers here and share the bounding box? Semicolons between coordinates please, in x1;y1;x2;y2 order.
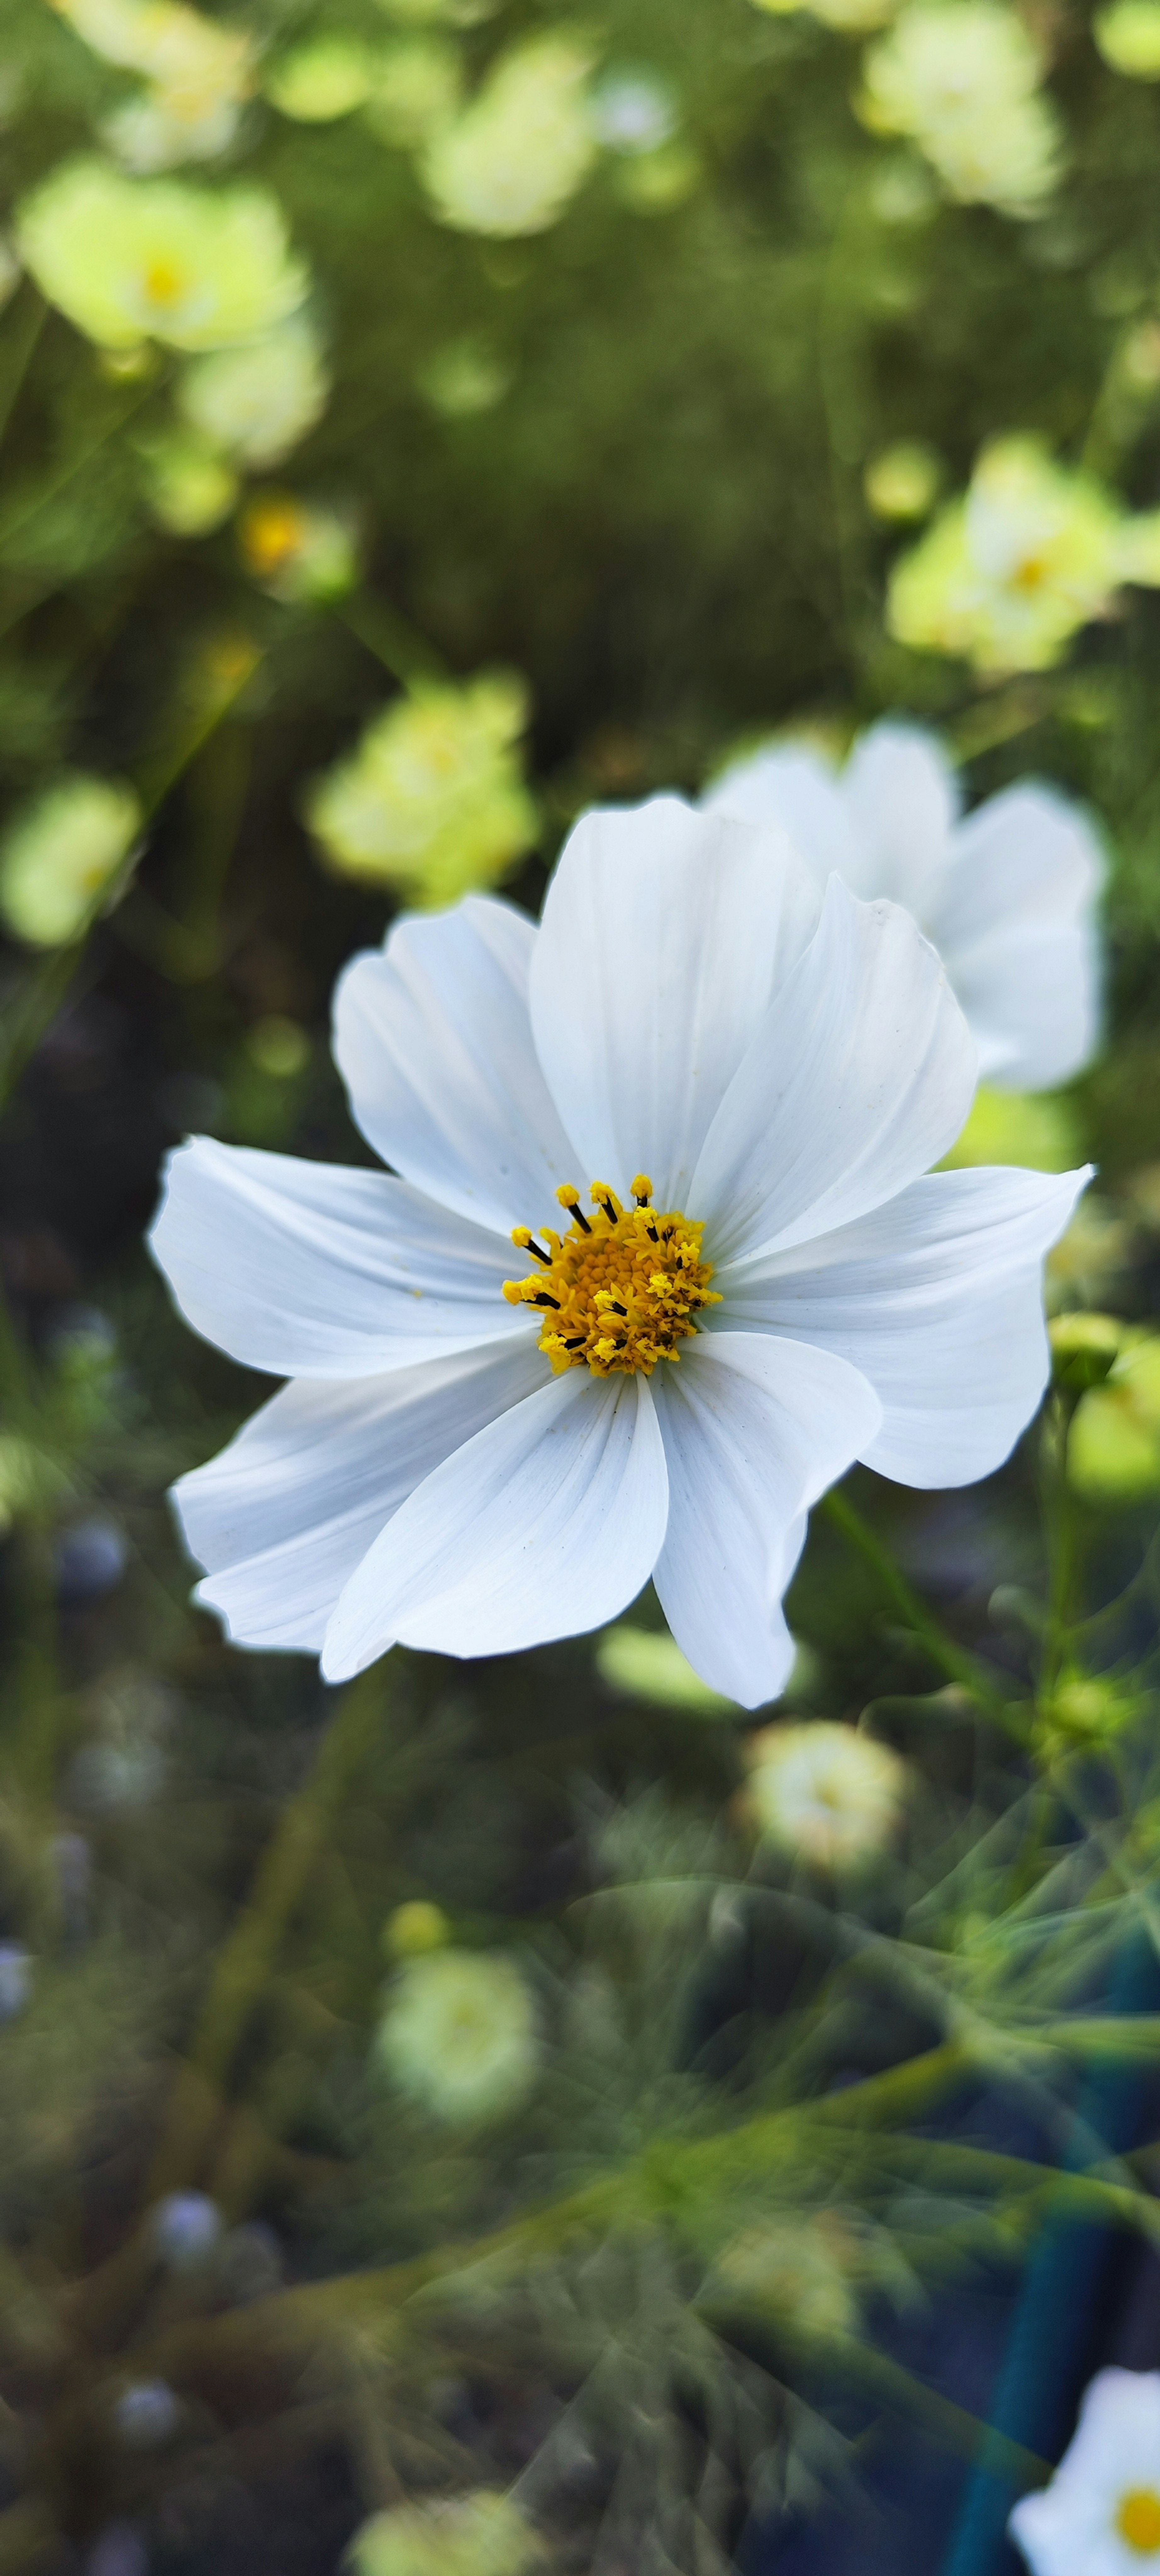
305;674;538;904
889;437;1160;673
47;0;254;169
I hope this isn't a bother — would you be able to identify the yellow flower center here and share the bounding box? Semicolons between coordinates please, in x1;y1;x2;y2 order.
1118;2490;1160;2554
1013;551;1050;594
502;1176;719;1377
241;497;309;577
142;256;188;310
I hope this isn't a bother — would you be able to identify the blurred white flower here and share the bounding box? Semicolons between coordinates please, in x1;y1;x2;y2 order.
422;33;598;236
743;1721;907;1866
705;719;1103;1091
859;3;1063;216
0;774;142;947
151;799;1085;1705
179;318;330;469
349;2490;541;2576
888;436;1160;674
305;673;537;902
417;336;511;416
589;69;678;154
265;38;375;123
18;161;308;352
151;2190;222;2269
0;1945;33;2022
1010;2368;1160;2573
50;0;254;170
376;1948;540;2123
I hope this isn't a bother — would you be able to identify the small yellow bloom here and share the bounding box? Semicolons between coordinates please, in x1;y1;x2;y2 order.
238;494;358;601
18;160;308;352
306;674;536;903
376;1948;539;2123
51;0;254;170
596;1624;736;1712
0;774;142;947
179;319;329;469
1095;0;1160;76
422;33;597;236
742;1721;907;1868
859;3;1062;215
889;437;1133;674
265;38;374;123
714;2213;862;2339
349;2492;541;2576
865;439;943;521
1069;1335;1160;1503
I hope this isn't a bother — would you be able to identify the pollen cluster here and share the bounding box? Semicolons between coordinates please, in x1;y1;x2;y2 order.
502;1176;719;1376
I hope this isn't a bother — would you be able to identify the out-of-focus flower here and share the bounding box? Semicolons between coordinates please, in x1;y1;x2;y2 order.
137;428;238;535
349;2491;542;2576
754;0;896;31
365;36;463;144
596;1624;736;1712
1010;2368;1160;2572
17;161;308;353
1068;1335;1160;1503
385;1899;450;1956
859;3;1062;216
714;2213;861;2339
1049;1310;1123;1392
376;1949;540;2123
422;34;598;236
887;438;1160;674
179;319;330;470
245;1016;311;1078
705;720;1103;1091
151;2190;222;2269
50;0;254;170
305;673;536;901
417;335;511;415
114;2381;180;2447
265;37;375;122
0;1945;32;2022
865;439;943;521
1095;0;1160;77
55;1516;129;1603
589;68;678;153
942;1087;1081;1173
151;801;1085;1704
742;1721;908;1866
238;493;358;601
0;774;142;948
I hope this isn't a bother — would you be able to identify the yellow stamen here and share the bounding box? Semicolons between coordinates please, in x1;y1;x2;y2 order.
240;497;309;578
503;1181;719;1377
142;256;187;309
1118;2490;1160;2554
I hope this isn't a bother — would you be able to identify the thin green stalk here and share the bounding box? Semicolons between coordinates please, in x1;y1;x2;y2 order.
0;292;47;458
1039;1390;1081;1703
333;590;447;687
147;1664;394;2198
823;1486;1014;1724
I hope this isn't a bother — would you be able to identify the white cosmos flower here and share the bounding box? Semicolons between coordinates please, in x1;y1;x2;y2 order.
1009;2368;1160;2574
704;722;1103;1093
149;797;1088;1709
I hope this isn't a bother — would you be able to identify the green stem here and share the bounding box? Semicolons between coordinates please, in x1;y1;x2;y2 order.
333;591;447;688
1039;1390;1080;1702
0;292;47;458
823;1486;1013;1723
147;1664;394;2198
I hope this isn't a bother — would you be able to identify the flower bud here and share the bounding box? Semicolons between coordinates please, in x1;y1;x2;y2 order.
1049;1311;1123;1391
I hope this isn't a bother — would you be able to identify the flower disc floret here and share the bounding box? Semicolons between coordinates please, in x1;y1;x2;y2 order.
503;1177;720;1375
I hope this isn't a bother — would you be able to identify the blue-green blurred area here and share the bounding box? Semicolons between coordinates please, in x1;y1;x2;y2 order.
5;0;1160;2568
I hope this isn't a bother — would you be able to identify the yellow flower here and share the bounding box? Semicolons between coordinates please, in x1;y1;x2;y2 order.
305;674;537;902
714;2214;862;2340
1095;0;1160;76
178;318;329;468
383;1900;450;1957
742;1721;907;1868
137;428;238;533
238;493;358;601
376;1949;539;2123
865;439;943;521
0;774;142;947
1068;1336;1160;1503
421;33;597;236
888;437;1137;674
17;160;308;352
859;3;1062;216
349;2492;541;2576
52;0;253;170
265;38;375;123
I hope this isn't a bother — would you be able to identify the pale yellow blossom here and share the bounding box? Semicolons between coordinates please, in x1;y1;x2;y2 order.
0;774;142;947
376;1949;539;2124
305;674;536;902
17;161;308;352
859;4;1062;216
742;1722;907;1868
349;2491;541;2576
179;319;329;469
422;34;597;236
1095;0;1160;77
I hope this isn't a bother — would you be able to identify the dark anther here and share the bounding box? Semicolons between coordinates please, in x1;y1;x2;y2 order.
606;1300;627;1316
527;1238;551;1265
533;1292;561;1309
563;1335;585;1349
572;1204;592;1234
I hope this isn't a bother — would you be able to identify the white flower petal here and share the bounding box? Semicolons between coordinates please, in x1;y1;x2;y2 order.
322;1367;668;1678
174;1337;550;1652
150;1137;531;1377
722;1164;1090;1487
528;795;822;1210
650;1332;881;1707
934;784;1105;1090
332;894;578;1234
692;877;976;1267
1009;2369;1160;2576
840;720;960;915
703;743;858;881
